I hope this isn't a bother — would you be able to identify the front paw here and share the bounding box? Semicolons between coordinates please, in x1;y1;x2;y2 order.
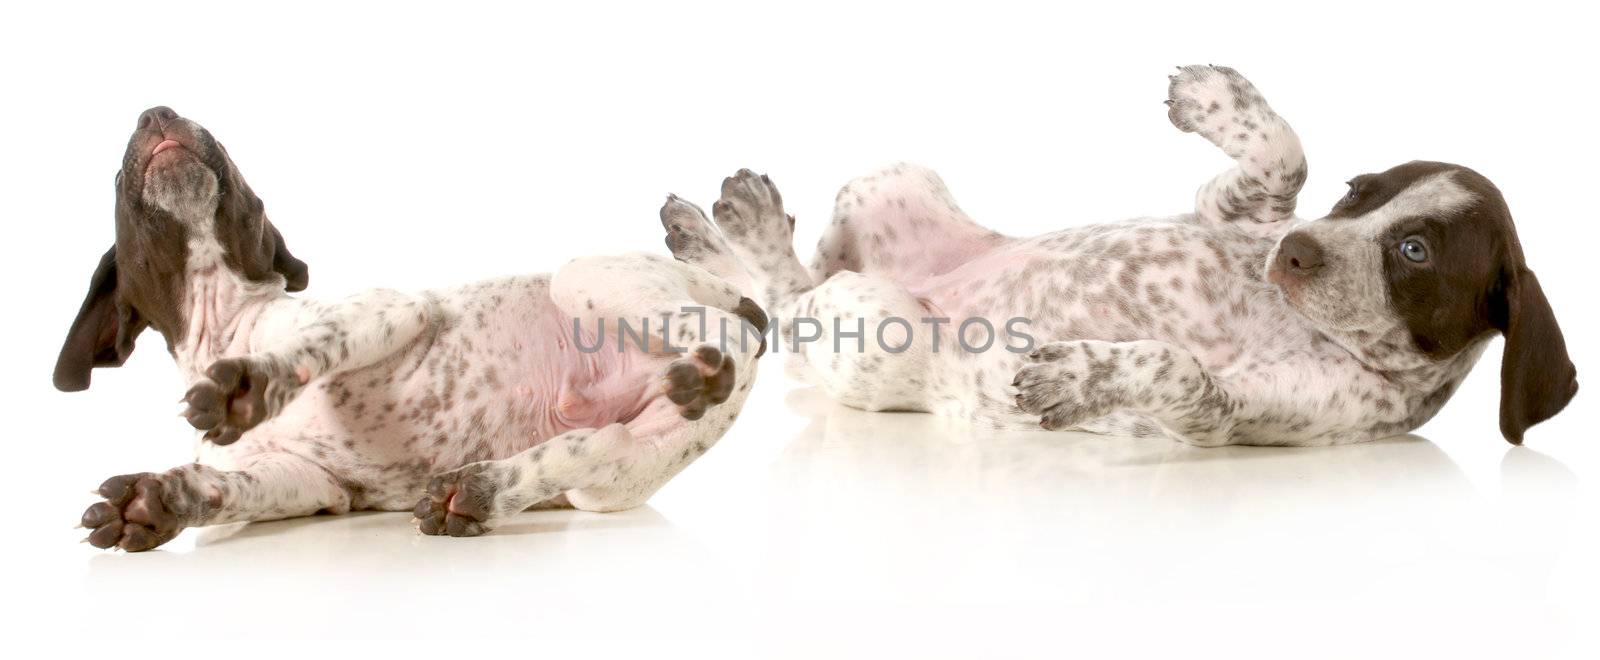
415;462;514;537
80;473;189;551
182;357;301;445
1167;65;1254;132
1013;340;1129;430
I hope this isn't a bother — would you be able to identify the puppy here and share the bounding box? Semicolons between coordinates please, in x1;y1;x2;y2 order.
664;66;1576;447
63;107;765;550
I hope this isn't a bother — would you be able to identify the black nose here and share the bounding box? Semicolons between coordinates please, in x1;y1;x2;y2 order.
1276;232;1326;276
137;106;178;130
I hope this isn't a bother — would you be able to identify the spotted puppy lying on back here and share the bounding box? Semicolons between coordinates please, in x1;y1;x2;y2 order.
664;65;1576;447
63;107;765;551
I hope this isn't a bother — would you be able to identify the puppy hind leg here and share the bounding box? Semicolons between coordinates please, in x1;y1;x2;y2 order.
709;169;815;315
815;163;1006;282
551;252;770;359
415;426;635;536
785;271;935;412
417;363;756;534
660;194;755;297
1167;65;1307;230
565;357;757;513
80;452;352;551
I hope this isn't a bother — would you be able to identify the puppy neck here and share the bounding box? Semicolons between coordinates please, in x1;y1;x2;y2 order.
1325;321;1490;389
169;219;286;379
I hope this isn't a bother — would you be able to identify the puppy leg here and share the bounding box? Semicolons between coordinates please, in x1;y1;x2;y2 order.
815;163;1007;281
707;169;816;315
1167;65;1307;231
183;289;433;444
782;271;937;412
554;328;760;516
557;252;765;424
416;336;758;535
1014;339;1241;445
550;251;770;356
663;176;947;412
660;194;754;297
80;452;350;551
1012;339;1408;446
413;255;763;537
414;425;635;536
563;385;751;513
414;369;754;538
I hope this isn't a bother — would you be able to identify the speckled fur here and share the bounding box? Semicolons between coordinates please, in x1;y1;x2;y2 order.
76;112;761;550
89;254;761;549
670;66;1495;448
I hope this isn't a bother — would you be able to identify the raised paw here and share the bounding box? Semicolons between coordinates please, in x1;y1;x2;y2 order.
182;356;302;445
1165;65;1260;132
660;193;754;293
81;473;190;551
661;194;726;262
663;344;736;421
1165;65;1292;157
1166;65;1305;227
415;463;512;537
1012;340;1129;431
712;168;793;243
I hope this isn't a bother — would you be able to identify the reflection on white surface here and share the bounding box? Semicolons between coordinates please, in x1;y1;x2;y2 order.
52;385;1592;652
762;389;1566;605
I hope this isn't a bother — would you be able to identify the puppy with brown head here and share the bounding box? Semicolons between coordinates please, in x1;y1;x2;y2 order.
676;65;1577;447
1270;161;1577;443
62;108;763;551
55;106;306;394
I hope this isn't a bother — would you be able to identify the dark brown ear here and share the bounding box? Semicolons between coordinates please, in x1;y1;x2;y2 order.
53;246;148;392
214;142;308;292
267;221;308;292
1496;267;1578;444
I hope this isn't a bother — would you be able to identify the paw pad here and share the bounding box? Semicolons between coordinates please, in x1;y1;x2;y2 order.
183;357;286;445
1165;64;1263;137
712;168;793;241
415;464;501;537
663;345;737;420
81;473;184;552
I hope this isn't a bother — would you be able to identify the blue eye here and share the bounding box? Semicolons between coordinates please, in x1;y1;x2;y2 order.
1399;237;1428;263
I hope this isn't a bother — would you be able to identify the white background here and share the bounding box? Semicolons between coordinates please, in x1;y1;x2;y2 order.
2;1;1596;657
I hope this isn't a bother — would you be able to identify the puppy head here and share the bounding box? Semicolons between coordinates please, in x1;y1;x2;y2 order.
1267;161;1576;443
52;107;307;392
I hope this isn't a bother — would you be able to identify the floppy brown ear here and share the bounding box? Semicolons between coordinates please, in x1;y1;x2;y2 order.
53;246;148;392
267;221;308;292
214;142;308;292
1496;267;1578;444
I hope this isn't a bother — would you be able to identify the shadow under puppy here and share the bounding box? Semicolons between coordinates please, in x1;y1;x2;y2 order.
665;65;1576;447
61;107;766;551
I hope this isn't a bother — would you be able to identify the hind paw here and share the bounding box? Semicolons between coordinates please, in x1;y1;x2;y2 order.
415;462;515;537
662;344;737;420
660;193;754;293
661;194;725;261
712;168;793;243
